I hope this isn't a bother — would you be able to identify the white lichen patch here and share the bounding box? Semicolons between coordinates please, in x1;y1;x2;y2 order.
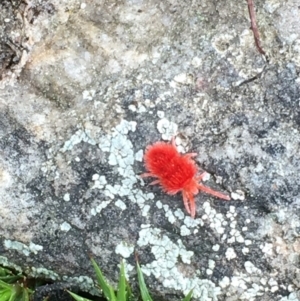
134;149;144;162
244;261;261;274
63;193;70;202
90;200;112;216
279;292;300;301
62;275;96;294
82;89;95;101
165;210;176;224
137;225;220;300
115;199;127;210
91;174;107;189
212;244;220;252
4;240;43;256
180;225;191;236
202;202;226;235
225;247;237;260
157;118;178;141
60;221;72;232
156;200;163;209
31;267;59;281
85;119;155;218
157;110;165;118
231;190;245;201
115;241;134;258
61;129;97;152
174;208;185;220
142;204;151;216
261;242;273;256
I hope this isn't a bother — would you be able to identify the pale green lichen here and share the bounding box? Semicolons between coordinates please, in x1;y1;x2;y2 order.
4;240;43;256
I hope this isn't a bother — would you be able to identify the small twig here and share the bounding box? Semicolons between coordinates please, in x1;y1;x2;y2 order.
246;0;266;55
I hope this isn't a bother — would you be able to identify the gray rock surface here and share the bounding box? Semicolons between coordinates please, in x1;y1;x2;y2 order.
0;0;300;300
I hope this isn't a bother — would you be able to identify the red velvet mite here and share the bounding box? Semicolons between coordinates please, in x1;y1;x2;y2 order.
141;138;230;218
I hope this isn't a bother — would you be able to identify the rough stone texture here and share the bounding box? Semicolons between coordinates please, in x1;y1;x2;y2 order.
0;0;300;300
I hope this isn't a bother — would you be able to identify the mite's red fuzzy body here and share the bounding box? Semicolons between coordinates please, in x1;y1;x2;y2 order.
142;138;230;218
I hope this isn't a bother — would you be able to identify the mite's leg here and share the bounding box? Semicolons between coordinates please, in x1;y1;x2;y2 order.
197;183;230;200
187;191;196;219
183;153;198;159
140;172;156;178
196;172;209;181
182;190;191;214
149;180;160;185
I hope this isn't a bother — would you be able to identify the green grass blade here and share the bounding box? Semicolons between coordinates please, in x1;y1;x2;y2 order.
125;279;133;301
116;261;126;301
136;262;153;301
20;288;30;301
182;289;193;301
90;259;116;301
0;290;12;301
0;268;10;277
0;280;11;290
7;286;16;301
0;276;22;284
68;291;93;301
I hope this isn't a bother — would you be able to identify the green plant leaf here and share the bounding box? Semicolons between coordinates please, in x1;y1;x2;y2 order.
136;262;153;301
90;259;116;301
116;261;126;301
182;289;193;301
68;291;93;301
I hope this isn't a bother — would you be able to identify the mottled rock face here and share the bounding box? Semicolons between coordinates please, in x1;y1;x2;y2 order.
1;0;300;300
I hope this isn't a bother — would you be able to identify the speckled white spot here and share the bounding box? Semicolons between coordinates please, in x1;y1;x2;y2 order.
138;104;147;113
157;118;178;141
82;89;95;100
242;247;249;254
115;199;127;210
174;73;187;84
245;239;252;246
128;104;137;112
245;261;261;274
184;216;203;228
4;240;43;256
63;193;70;202
92;200;112;215
180;225;191;236
80;3;87;9
219;276;230;288
135;149;144;162
142;205;151;216
137;227;220;298
165;210;176;224
61;129;96;152
261;243;273;256
157;111;165;118
156;200;163;209
115;242;134;258
174;208;185;220
225;247;236;260
212;244;220;252
231;190;245;200
60;222;72;232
